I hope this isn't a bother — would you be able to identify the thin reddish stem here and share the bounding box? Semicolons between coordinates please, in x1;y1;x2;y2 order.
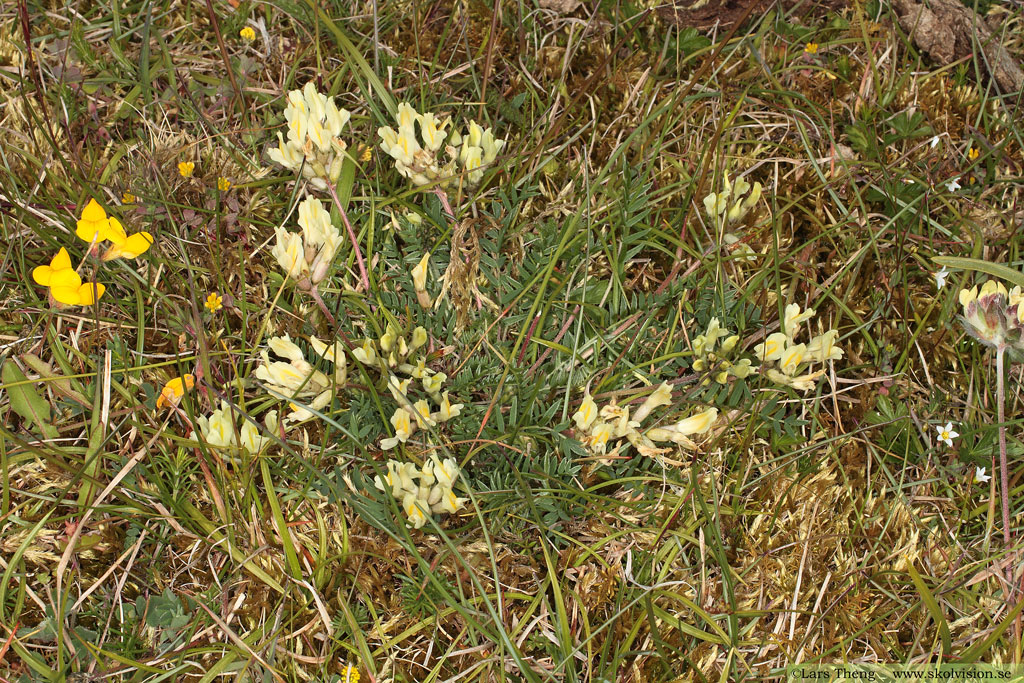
325;182;370;292
309;286;336;326
433;186;456;223
997;346;1012;547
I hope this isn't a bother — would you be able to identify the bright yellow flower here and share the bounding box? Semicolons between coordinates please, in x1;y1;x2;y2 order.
239;26;256;42
205;293;223;312
804;42;819;54
122;191;135;204
217;177;231;191
50;271;103;306
32;247;74;286
178;161;195;178
101;217;153;261
968;147;980;161
32;248;106;306
156;374;195;409
75;198;115;243
340;665;359;683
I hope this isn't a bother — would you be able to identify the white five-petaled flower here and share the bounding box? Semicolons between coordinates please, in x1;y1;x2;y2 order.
936;422;959;448
975;466;991;483
946;178;962;192
934;266;949;290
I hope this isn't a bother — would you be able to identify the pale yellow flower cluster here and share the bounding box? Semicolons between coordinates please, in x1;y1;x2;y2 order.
572;382;718;458
378;103;505;187
380;390;462;451
449;120;505;185
373;456;468;529
754;303;842;391
704;172;762;261
271;196;342;289
349;323;463;450
691;317;755;385
267;83;352;191
350;323;429;371
958;279;1024;349
253;334;346;423
195;401;279;456
703;173;762;226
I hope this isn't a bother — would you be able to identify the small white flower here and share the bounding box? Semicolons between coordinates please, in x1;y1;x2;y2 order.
975;466;991;483
934;266;949;290
936;422;959;448
946;178;962;192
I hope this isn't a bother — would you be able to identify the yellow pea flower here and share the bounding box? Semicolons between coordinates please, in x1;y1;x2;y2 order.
101;217;153;261
239;26;256;42
122;191;136;204
156;374;195;409
411;253;430;292
633;382;673;423
402;493;429;529
587;422;616;454
804;42;819;54
671;407;718;436
178;161;195;178
75;199;115;243
32;248;106;306
432;487;467;515
572;391;599;431
217;177;231;191
32;248;74;285
49;269;104;306
54;276;105;306
779;343;807;376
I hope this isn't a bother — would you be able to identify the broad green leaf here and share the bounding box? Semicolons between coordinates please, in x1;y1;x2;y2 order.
932;256;1024;289
20;353;89;407
261;459;303;581
1;360;59;439
334;155;357;214
907;564;951;655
